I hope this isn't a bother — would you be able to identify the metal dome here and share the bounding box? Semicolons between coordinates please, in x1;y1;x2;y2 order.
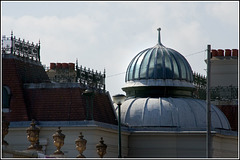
119;97;231;130
125;28;193;87
118;28;231;131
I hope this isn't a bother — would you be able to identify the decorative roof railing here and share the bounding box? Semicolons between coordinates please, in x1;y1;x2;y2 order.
76;63;106;92
210;85;238;101
193;72;206;88
193;72;238;101
1;31;40;62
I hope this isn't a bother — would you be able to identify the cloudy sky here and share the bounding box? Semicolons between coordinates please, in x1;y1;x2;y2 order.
1;1;239;96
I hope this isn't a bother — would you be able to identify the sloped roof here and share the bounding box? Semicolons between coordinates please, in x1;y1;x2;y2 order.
2;55;50;121
24;83;117;125
2;54;117;125
3;54;50;83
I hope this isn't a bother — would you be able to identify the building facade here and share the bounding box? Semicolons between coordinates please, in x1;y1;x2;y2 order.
1;30;238;158
210;49;238;131
118;28;238;158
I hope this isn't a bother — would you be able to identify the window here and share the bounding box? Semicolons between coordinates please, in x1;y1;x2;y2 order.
2;86;11;112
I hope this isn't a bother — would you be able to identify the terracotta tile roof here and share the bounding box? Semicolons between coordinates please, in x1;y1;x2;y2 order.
23;86;117;125
2;58;30;121
3;55;50;83
2;55;117;125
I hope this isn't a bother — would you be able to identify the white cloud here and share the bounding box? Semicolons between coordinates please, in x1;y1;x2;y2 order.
205;2;238;27
1;2;238;96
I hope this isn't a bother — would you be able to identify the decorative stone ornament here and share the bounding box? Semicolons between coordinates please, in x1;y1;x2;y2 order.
52;127;65;155
96;137;107;158
75;132;87;158
2;115;10;145
26;119;41;150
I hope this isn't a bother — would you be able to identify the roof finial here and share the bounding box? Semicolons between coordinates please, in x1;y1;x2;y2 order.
76;58;78;66
11;30;13;36
157;28;162;45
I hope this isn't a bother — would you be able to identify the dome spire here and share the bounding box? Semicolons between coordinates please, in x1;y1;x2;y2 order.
157;28;162;45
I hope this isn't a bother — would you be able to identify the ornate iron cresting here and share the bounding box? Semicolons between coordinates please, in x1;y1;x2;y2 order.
193;72;206;100
193;72;238;101
1;31;40;61
210;85;238;101
76;60;106;92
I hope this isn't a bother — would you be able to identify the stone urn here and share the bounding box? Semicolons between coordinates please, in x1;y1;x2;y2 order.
96;137;107;158
75;132;87;158
26;119;41;150
52;127;65;155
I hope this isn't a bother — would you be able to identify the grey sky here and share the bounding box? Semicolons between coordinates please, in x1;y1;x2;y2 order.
1;1;239;96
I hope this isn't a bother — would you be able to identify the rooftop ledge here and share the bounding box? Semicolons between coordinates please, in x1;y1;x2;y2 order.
123;79;195;89
8;121;237;136
8;120;129;132
24;82;82;89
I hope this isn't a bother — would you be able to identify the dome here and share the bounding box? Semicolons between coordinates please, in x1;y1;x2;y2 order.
125;29;193;87
120;97;231;131
118;28;231;132
125;45;193;83
122;28;194;98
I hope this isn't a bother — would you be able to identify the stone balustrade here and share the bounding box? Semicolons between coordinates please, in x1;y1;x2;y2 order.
2;119;107;158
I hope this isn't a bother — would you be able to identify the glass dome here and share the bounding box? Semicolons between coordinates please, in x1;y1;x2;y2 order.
125;44;193;82
122;28;195;98
125;28;193;84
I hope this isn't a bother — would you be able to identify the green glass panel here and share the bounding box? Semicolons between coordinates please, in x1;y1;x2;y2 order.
156;48;163;79
147;48;157;78
164;50;173;79
128;56;139;80
140;49;153;79
174;52;187;80
134;50;148;79
168;50;180;79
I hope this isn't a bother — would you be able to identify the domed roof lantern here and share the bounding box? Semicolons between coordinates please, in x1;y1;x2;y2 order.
123;28;195;98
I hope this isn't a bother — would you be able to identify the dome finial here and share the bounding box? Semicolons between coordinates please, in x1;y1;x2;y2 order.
157;28;162;45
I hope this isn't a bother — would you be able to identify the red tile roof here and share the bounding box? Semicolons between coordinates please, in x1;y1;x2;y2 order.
2;55;117;125
24;86;117;125
3;55;50;84
2;57;34;121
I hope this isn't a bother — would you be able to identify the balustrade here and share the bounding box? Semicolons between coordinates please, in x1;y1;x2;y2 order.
2;121;108;158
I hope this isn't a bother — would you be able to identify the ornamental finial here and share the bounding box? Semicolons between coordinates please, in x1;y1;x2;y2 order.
157;28;162;45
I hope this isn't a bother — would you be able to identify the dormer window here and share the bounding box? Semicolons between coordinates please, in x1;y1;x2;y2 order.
2;86;11;112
